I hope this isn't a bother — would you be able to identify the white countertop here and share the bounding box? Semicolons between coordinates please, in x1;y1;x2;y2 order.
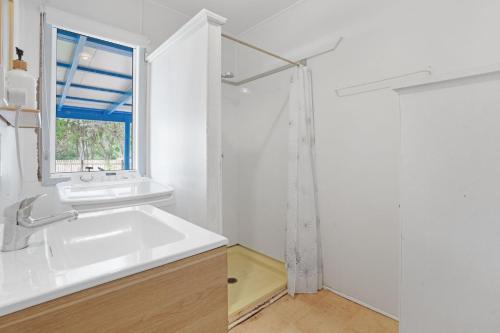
0;205;227;317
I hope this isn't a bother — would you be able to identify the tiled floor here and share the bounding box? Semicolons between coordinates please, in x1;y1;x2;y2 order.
230;289;399;333
228;245;287;323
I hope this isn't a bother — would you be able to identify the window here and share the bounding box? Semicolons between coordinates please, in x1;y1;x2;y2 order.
53;28;134;174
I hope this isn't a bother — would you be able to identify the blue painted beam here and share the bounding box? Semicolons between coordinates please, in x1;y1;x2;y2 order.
124;121;131;170
57;105;132;123
106;90;132;115
56;94;132;106
57;29;133;57
58;36;87;112
57;62;132;80
56;81;129;95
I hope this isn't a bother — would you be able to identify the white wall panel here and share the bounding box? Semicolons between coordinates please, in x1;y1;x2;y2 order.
398;71;500;333
148;10;225;233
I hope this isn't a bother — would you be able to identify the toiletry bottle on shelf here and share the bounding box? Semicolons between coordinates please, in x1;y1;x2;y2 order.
5;48;37;109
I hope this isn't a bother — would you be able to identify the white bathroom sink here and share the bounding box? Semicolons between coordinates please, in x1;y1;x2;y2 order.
46;209;185;270
0;205;227;316
56;177;174;211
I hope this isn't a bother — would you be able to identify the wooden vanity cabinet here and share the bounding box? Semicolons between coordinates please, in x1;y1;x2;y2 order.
0;247;228;333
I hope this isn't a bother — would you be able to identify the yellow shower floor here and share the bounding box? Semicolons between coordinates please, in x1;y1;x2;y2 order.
227;245;287;323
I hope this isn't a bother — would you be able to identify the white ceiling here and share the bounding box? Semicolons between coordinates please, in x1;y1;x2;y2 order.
151;0;302;34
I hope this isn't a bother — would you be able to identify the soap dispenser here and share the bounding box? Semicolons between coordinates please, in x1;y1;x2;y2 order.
5;47;37;109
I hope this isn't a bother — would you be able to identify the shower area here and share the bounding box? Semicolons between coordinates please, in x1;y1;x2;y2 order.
148;12;325;324
220;34;297;323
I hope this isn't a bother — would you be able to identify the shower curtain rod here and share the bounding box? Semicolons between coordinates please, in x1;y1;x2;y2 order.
222;37;343;86
222;33;300;66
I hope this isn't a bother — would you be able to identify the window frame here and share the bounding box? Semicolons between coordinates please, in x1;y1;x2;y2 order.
40;16;147;185
0;0;14;70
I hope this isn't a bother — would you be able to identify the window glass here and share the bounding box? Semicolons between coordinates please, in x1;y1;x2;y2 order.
55;28;133;173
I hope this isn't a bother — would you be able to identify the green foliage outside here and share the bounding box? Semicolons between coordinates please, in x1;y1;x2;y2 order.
56;118;127;169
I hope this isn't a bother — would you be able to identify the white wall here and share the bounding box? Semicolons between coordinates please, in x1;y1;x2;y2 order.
148;11;225;233
221;85;240;245
38;0;191;51
0;0;46;221
0;123;20;215
229;70;291;260
228;0;500;318
0;124;62;219
398;72;500;333
149;29;208;227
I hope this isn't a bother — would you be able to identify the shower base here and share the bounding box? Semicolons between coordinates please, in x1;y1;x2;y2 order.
227;245;287;323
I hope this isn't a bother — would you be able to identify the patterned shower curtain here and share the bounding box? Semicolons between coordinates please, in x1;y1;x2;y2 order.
286;66;323;296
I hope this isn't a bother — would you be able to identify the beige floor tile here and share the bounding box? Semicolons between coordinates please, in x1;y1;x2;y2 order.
230;290;398;333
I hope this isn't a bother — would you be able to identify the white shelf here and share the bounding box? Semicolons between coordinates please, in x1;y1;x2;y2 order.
393;63;500;93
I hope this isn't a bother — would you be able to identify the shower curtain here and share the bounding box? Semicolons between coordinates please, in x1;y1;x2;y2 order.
286;66;323;296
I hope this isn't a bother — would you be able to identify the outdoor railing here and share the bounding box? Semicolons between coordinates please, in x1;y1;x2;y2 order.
55;159;123;173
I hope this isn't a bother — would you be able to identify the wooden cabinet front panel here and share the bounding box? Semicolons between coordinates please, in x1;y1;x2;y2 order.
0;247;228;333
